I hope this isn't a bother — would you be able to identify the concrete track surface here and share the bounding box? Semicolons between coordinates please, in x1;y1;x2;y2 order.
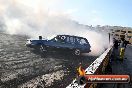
0;33;97;88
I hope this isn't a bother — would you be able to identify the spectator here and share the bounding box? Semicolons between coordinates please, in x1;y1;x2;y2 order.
112;38;120;60
113;38;119;49
119;37;126;61
120;38;125;48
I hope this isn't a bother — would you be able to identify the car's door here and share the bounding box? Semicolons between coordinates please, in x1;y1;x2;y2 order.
50;35;69;49
51;35;65;48
56;36;71;49
66;36;76;49
56;35;68;48
55;36;75;49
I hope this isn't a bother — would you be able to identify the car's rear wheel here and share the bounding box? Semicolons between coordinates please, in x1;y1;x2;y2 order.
74;49;81;56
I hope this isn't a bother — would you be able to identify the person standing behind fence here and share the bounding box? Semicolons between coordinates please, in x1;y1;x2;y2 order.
119;37;126;61
113;38;120;60
114;38;119;49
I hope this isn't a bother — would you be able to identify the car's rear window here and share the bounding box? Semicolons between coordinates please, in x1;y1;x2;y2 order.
76;38;87;45
80;38;87;44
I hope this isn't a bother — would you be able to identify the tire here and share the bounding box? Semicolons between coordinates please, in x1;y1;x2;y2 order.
74;49;81;56
39;45;47;52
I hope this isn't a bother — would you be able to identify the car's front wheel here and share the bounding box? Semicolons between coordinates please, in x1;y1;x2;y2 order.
74;49;81;56
39;45;47;52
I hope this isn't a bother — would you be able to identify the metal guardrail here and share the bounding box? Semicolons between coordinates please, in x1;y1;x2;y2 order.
66;46;113;88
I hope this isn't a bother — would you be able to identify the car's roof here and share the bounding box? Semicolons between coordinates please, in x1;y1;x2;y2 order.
57;35;86;39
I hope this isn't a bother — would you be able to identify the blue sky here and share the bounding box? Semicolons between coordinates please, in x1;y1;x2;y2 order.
1;0;131;27
55;0;132;27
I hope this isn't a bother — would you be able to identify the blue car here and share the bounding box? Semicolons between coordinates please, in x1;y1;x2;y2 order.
26;35;91;55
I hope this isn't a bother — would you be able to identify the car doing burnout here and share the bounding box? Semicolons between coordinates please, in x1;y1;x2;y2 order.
26;35;91;55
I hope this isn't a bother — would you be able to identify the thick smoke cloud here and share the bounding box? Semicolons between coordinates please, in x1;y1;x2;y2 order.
0;0;110;56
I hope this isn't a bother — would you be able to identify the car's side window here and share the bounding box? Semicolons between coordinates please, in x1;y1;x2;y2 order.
69;37;75;44
76;38;80;44
66;36;70;43
56;35;66;43
60;36;66;43
60;36;66;41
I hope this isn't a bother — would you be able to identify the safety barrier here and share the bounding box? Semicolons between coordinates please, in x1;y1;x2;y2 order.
66;46;113;88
